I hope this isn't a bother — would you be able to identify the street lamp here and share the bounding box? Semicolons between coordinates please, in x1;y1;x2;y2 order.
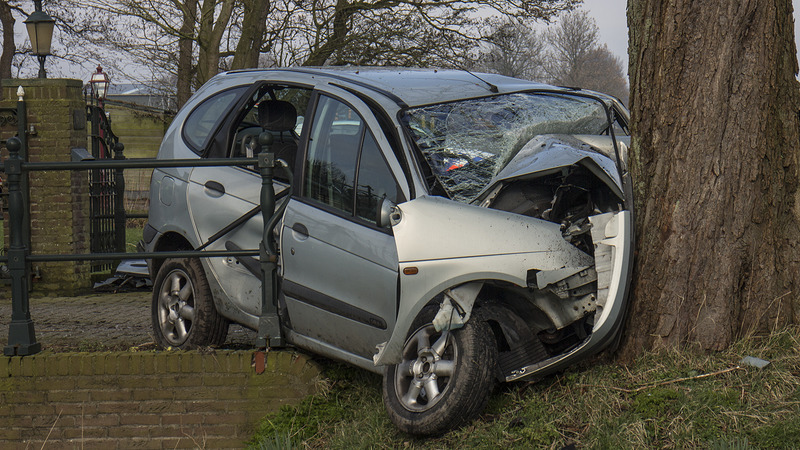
90;66;110;99
24;6;55;79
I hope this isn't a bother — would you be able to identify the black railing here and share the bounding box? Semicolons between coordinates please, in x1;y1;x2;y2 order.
86;93;125;272
0;134;287;356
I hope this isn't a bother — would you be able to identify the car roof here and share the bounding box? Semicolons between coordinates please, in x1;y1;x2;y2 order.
219;67;571;108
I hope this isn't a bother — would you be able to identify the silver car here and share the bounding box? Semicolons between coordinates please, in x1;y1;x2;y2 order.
144;67;633;435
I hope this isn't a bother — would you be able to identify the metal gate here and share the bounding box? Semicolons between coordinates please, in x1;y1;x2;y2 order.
86;90;125;273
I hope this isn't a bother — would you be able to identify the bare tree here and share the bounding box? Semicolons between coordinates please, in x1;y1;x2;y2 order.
474;10;628;103
0;0;16;80
55;0;580;106
576;44;628;103
474;19;547;80
622;0;800;356
544;9;598;85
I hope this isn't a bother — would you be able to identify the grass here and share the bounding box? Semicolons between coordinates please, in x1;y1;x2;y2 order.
249;326;800;449
126;225;144;252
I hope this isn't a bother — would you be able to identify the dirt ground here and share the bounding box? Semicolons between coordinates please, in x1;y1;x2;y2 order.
0;289;257;353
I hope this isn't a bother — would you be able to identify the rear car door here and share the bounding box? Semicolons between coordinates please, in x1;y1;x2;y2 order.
186;83;311;317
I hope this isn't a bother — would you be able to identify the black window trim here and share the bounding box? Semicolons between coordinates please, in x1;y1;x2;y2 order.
204;80;317;161
181;85;250;156
331;83;416;201
296;92;404;235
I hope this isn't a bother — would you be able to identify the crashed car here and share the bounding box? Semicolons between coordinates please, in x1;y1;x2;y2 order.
144;67;633;435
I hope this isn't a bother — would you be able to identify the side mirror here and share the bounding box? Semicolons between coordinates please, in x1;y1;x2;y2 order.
377;198;401;228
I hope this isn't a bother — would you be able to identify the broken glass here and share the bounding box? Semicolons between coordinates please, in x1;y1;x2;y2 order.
403;93;610;203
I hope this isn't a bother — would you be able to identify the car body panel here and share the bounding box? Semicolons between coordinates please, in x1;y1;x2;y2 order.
281;199;398;358
492;135;624;196
186;166;266;316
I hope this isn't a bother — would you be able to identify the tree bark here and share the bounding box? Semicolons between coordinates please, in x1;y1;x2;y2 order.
621;0;800;358
231;0;269;70
302;0;353;66
0;0;15;80
196;0;234;87
176;0;198;108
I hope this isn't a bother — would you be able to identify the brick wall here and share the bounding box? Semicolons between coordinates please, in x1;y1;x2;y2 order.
0;350;321;448
1;78;90;294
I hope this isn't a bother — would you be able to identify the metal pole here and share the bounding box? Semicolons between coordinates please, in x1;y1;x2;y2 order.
36;56;46;79
88;92;101;270
255;132;283;348
15;87;30;264
113;142;126;256
3;137;40;356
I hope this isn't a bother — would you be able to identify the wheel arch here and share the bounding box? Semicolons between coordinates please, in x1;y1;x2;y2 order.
149;231;195;279
376;273;554;367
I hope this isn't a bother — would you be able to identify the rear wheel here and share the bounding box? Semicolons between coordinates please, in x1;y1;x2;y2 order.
151;258;228;349
382;308;497;435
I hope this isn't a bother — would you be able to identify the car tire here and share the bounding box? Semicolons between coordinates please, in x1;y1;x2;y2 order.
151;258;228;349
382;307;497;436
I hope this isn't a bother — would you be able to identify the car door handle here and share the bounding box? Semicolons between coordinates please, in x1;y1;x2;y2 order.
204;180;225;196
291;223;309;240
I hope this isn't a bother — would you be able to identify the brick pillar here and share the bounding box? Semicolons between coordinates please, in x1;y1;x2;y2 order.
1;79;89;295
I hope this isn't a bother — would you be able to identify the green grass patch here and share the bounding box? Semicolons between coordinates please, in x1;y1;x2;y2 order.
126;226;144;252
250;326;800;449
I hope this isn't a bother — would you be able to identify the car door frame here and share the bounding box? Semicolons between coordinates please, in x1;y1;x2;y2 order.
279;85;411;367
185;78;315;327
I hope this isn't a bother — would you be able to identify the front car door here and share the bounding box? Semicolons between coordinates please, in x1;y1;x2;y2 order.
280;89;408;360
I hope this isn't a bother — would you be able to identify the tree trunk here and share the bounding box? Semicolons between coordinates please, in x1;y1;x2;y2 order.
231;0;269;70
196;0;234;87
302;0;353;66
176;0;198;108
0;0;15;80
621;0;800;358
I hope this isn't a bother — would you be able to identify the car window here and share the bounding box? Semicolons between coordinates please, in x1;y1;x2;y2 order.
305;96;362;214
610;107;629;136
184;86;246;154
304;95;400;223
356;133;400;223
227;85;312;181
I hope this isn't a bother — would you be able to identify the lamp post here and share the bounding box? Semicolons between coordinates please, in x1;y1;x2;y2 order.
90;65;110;101
24;1;55;79
88;65;110;158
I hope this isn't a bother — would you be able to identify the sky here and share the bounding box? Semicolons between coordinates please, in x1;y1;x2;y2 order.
582;0;630;68
581;0;800;76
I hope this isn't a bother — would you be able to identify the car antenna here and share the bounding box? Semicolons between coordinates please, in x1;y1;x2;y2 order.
461;69;499;93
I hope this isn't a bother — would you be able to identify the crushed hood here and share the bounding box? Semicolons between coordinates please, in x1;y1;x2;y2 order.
489;134;625;199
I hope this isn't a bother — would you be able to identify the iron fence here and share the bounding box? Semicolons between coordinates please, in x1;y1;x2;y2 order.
0;136;287;356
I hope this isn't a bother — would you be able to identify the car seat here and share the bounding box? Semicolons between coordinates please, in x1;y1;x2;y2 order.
258;100;298;170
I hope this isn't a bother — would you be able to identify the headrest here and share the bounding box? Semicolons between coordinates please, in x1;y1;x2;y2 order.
258;100;297;132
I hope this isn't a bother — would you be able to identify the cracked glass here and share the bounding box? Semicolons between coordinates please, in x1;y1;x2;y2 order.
403;93;611;203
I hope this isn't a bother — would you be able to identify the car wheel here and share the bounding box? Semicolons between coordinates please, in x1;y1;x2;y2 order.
382;307;497;435
151;258;228;349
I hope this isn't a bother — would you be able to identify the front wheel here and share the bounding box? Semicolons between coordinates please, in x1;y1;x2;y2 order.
151;258;228;349
382;310;497;435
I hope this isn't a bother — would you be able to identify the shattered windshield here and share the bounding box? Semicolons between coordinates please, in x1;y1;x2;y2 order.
403;92;611;203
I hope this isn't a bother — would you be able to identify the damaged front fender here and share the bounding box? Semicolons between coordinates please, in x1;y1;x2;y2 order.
372;196;594;366
432;281;484;332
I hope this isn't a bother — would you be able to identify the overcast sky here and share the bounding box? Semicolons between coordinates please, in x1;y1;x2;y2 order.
581;0;630;68
581;0;800;75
